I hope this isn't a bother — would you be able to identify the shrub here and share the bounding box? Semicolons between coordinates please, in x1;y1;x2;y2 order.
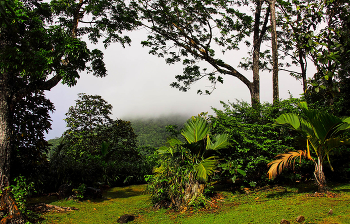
210;98;311;186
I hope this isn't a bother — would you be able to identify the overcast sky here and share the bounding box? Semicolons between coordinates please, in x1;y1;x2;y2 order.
44;29;306;139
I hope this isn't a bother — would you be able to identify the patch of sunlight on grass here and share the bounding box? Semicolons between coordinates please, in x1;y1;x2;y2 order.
37;183;350;224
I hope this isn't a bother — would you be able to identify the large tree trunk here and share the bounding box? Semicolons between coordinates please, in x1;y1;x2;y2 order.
0;70;10;190
314;156;327;193
0;72;25;223
251;0;270;108
252;0;263;108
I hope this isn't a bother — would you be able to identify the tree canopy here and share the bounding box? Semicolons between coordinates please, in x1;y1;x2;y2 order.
137;0;269;105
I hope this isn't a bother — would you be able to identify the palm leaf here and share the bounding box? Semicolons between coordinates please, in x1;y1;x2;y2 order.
275;113;301;130
324;137;350;153
267;150;313;179
182;116;209;143
342;117;350;124
330;122;350;138
306;110;342;142
207;134;229;150
194;156;218;182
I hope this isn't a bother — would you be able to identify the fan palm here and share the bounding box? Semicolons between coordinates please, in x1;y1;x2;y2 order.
268;102;350;192
158;116;229;182
181;116;229;182
153;116;228;208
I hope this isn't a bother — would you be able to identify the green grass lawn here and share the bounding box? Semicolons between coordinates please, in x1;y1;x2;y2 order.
33;183;350;224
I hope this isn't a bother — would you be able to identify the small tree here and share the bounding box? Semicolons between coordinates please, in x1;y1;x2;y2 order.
50;94;140;187
268;102;350;192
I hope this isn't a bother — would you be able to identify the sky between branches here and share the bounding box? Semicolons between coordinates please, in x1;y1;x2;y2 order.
44;29;309;140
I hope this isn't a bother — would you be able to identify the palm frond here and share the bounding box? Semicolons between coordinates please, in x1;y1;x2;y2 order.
182;116;209;143
324;137;350;154
194;156;218;182
207;134;229;150
342;117;350;124
306;110;342;142
330;122;350;138
267;150;313;179
275;113;301;130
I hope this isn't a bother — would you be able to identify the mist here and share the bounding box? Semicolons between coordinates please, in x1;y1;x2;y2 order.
44;30;304;140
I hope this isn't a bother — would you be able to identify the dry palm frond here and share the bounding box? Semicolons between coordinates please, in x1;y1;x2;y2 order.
267;150;313;179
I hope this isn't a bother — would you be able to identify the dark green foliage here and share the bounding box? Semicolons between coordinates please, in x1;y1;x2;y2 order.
145;146;192;209
47;137;62;158
210;98;311;186
136;145;158;178
9;90;54;191
47;94;143;190
1;0;139;200
280;0;350;105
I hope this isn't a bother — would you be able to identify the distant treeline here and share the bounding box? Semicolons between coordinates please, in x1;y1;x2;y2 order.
128;115;188;148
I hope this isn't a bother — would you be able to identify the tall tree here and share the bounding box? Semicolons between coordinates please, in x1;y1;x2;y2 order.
137;0;272;107
267;0;279;103
52;94;139;186
0;0;138;221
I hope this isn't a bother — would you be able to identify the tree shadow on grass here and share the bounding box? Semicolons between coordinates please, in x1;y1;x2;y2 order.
28;185;148;204
265;189;293;199
103;186;146;199
327;182;350;193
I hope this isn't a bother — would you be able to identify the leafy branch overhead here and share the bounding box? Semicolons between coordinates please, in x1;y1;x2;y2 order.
138;0;261;97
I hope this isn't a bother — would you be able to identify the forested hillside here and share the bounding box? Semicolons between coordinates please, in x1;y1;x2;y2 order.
129;115;188;148
48;115;188;150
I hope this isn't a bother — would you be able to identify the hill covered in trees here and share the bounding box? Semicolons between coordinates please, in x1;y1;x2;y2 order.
48;115;189;150
128;115;188;148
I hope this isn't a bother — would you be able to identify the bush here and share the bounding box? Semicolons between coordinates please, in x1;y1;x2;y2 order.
10;176;36;220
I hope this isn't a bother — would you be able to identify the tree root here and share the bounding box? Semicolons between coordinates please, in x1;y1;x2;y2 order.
0;189;25;224
28;203;78;213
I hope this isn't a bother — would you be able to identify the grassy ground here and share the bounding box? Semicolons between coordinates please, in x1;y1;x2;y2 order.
32;183;350;224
